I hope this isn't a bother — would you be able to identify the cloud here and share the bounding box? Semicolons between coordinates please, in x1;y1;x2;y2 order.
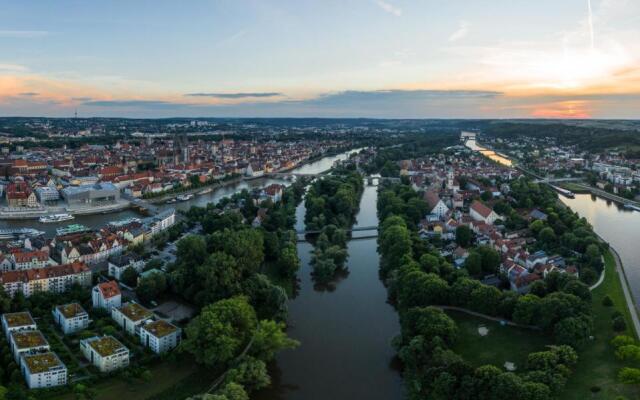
374;0;402;17
184;92;282;99
0;30;49;38
449;21;469;42
18;92;39;96
0;63;28;72
71;96;93;102
82;100;189;109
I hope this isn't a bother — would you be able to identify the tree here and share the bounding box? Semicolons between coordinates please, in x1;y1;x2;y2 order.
194;252;242;306
183;296;257;366
121;267;139;287
539;227;556;245
615;345;640;363
611;335;635;348
401;306;457;345
464;252;482;277
136;272;167;304
250;319;299;362
553;316;592;347
176;235;208;267
277;244;299;278
224;357;271;392
513;294;542;326
618;368;640;385
242;274;288;321
398;271;449;309
476;246;501;275
455;225;472;248
469;285;502;316
602;295;614;307
613;316;627;332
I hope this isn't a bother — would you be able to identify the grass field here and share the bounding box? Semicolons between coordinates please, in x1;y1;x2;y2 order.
447;310;550;371
561;250;640;400
558;182;590;193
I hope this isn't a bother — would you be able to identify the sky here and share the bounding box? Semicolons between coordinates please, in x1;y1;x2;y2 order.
1;0;639;119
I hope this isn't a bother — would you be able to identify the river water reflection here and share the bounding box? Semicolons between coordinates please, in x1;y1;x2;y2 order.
256;184;403;400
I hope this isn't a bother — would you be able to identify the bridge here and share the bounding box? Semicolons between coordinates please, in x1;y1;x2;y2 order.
533;177;583;184
122;193;160;215
296;225;378;235
268;172;399;183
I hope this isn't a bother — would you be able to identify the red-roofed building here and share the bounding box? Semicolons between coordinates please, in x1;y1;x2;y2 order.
92;281;122;310
0;262;91;297
469;200;500;225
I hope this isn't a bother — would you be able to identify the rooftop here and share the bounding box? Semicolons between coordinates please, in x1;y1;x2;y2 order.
23;352;65;374
56;303;87;319
118;302;152;322
2;311;35;328
142;320;178;338
12;330;48;349
87;336;127;357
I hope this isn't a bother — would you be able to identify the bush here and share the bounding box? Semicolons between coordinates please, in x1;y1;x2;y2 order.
613;316;627;332
602;295;614;307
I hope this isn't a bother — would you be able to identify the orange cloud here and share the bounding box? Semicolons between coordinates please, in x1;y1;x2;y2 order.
530;100;592;119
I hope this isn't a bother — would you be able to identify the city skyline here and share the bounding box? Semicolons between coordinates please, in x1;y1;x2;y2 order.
1;0;639;118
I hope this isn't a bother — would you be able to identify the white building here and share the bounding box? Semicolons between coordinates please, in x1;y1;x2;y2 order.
35;186;60;202
424;190;450;219
92;281;122;311
112;302;153;336
10;330;50;362
107;255;144;281
469;200;500;225
52;303;90;335
139;320;181;354
21;352;67;389
80;336;130;373
144;209;176;237
2;312;37;339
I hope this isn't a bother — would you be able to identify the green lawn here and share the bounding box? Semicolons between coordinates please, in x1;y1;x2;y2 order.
447;310;550;371
561;250;640;400
559;182;590;193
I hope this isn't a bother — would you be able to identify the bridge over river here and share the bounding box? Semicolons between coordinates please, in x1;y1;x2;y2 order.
296;225;379;242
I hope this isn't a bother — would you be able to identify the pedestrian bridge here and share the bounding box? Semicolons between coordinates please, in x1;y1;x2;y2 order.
296;225;378;235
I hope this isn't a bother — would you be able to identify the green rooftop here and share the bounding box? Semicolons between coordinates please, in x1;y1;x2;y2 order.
142;320;178;338
23;352;65;374
12;330;48;349
56;303;87;319
119;302;153;322
3;312;35;328
88;336;127;357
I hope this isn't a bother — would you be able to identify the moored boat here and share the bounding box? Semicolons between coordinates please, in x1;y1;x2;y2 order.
39;213;75;223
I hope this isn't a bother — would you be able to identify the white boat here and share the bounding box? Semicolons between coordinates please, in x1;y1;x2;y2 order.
166;198;177;204
39;213;75;223
176;194;194;201
199;187;213;195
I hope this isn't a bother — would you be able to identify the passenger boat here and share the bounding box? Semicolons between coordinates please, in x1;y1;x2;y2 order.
0;228;45;240
176;194;194;201
56;224;91;236
39;213;75;223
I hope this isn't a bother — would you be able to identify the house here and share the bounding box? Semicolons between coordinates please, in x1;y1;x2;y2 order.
0;262;91;298
53;303;90;334
139;320;181;354
12;250;50;270
92;281;122;311
526;250;549;270
0;255;13;272
469;200;500;225
424;190;449;219
2;312;37;338
6;182;39;208
111;302;153;335
80;335;130;373
108;255;144;281
10;330;50;362
262;184;284;203
528;209;548;221
20;352;67;389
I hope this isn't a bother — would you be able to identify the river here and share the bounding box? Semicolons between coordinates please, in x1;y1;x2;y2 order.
256;183;403;400
0;150;361;236
560;194;640;306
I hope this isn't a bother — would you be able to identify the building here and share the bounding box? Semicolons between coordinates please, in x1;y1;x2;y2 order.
10;330;50;362
80;335;130;373
35;186;60;202
139;320;181;354
1;312;37;338
12;250;50;271
52;303;90;334
0;262;91;298
111;302;153;335
6;181;39;208
424;190;450;219
21;352;67;389
107;255;144;281
144;209;176;237
92;281;122;311
61;182;120;207
469;200;501;225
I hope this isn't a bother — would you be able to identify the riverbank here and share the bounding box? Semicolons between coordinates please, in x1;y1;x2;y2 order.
0;200;131;220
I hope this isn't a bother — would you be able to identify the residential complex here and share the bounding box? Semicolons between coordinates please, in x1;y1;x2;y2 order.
80;335;130;373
